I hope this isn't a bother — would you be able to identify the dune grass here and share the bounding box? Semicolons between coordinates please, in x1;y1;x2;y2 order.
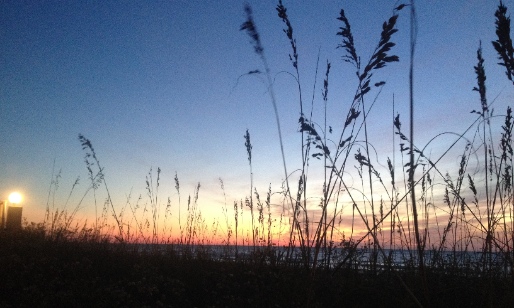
1;226;513;307
3;1;514;307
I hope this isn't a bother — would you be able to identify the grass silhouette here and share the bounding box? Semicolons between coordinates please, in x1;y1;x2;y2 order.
2;1;514;306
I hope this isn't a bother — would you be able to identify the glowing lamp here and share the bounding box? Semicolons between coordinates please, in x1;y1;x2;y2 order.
5;192;23;230
8;192;22;205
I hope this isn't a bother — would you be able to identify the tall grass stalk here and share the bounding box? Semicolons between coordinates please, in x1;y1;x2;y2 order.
407;0;430;304
145;167;161;243
241;3;296;257
244;129;256;249
79;134;123;240
219;178;233;246
174;172;183;244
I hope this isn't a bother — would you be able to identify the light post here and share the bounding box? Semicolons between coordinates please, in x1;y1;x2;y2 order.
6;192;23;230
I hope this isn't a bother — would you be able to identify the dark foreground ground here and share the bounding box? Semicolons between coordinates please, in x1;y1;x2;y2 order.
1;229;513;307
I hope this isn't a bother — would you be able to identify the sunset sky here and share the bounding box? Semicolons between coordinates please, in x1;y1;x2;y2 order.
2;0;514;242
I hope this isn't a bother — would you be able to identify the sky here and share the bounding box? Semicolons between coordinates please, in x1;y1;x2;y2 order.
2;0;514;243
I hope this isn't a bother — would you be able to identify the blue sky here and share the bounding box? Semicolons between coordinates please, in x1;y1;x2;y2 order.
2;0;514;235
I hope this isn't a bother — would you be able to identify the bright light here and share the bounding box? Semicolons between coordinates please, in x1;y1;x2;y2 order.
8;192;22;205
